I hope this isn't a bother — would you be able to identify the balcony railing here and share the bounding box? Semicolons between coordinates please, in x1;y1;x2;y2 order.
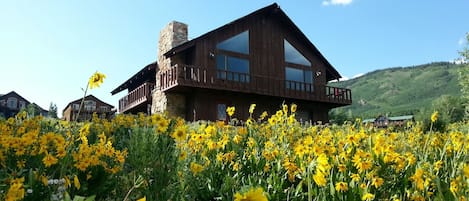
118;82;155;113
159;65;351;105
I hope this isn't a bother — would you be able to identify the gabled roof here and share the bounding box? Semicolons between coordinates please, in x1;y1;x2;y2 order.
388;115;414;121
111;62;157;95
62;94;114;113
0;91;32;104
163;3;342;81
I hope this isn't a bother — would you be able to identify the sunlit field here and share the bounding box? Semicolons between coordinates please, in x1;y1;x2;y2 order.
1;103;468;201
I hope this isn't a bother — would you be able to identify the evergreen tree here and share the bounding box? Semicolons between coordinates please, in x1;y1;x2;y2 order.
48;102;58;118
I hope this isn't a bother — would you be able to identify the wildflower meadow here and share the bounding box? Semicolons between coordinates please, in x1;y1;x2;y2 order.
1;72;469;201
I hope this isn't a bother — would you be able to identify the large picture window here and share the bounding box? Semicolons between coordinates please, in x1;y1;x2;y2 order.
216;31;249;54
284;39;311;66
216;31;250;83
284;39;313;91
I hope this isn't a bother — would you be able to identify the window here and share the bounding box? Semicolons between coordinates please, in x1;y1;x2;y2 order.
84;100;96;111
18;101;26;109
7;97;17;109
284;39;314;91
216;31;249;54
217;104;227;120
285;67;313;91
284;39;311;66
216;55;250;82
216;31;250;83
72;104;80;110
99;106;109;112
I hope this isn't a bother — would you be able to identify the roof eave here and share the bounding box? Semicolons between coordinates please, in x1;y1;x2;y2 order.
111;62;157;95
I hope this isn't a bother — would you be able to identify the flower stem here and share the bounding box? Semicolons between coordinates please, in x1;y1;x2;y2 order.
75;82;89;121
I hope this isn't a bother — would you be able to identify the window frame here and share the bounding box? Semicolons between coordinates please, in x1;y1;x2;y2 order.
7;97;17;109
215;30;251;83
283;39;314;92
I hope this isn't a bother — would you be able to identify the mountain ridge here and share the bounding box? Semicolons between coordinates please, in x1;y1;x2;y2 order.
330;61;466;120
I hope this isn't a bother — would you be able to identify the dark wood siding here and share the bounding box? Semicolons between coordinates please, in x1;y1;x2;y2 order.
182;88;334;123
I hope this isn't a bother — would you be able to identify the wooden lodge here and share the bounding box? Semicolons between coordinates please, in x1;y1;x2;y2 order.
112;3;352;122
62;95;115;122
0;91;48;118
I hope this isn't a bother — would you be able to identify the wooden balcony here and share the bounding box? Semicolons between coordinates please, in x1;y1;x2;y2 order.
118;82;155;113
159;65;351;105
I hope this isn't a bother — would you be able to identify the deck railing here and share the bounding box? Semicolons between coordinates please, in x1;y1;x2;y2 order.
118;82;155;113
159;65;351;104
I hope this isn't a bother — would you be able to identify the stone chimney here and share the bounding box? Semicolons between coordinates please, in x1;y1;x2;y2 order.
157;21;188;72
152;21;188;116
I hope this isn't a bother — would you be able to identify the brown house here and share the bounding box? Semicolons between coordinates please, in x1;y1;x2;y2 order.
363;115;415;128
62;95;115;121
115;3;351;123
111;62;156;114
0;91;48;118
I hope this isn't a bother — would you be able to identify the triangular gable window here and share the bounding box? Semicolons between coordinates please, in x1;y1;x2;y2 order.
216;31;249;54
284;39;311;66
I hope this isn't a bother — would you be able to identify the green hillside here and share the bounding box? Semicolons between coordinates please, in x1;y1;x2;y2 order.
330;62;466;120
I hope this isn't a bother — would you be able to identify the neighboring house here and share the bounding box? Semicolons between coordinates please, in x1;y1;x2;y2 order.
62;95;115;121
111;62;156;114
363;115;414;128
116;3;352;122
0;91;48;118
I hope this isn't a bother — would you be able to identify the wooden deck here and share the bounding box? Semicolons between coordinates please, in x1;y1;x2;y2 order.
159;64;351;105
118;82;155;113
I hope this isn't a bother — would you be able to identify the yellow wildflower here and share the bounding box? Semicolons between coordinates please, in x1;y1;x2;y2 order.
463;164;469;178
190;162;204;175
409;168;425;190
371;176;384;188
351;173;361;182
259;111;268;120
226;106;235;117
362;193;375;201
431;111;438;123
246;118;254;126
290;103;297;113
338;164;347;172
249;104;256;114
74;175;81;190
88;71;106;89
335;182;348;192
171;126;187;142
16;160;26;168
282;104;288;113
6;177;25;201
450;179;458;194
42;153;58;167
137;197;146;201
234;187;268;201
313;170;327;187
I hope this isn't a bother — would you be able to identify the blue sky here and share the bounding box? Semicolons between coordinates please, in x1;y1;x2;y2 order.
1;0;468;116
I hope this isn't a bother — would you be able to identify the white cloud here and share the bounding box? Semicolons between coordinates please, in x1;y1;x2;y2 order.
328;73;362;83
352;73;364;78
322;0;353;6
329;76;349;82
